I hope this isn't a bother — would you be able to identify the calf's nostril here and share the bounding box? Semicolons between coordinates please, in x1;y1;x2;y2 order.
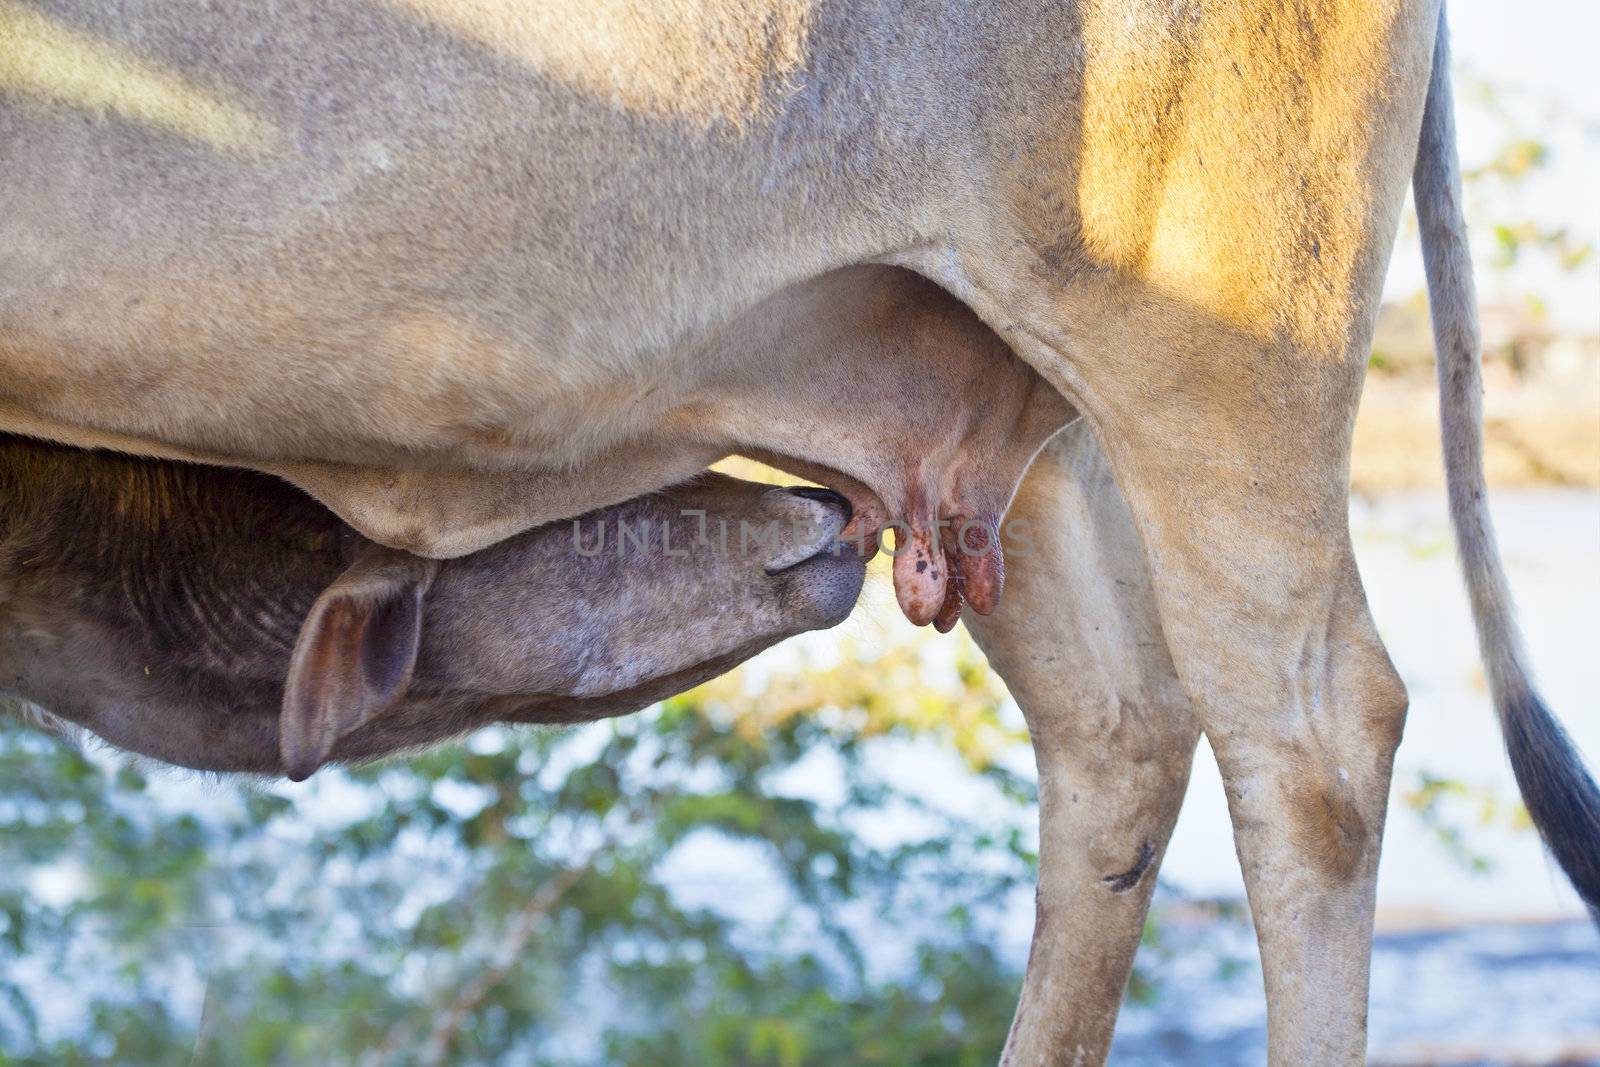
762;486;855;575
783;485;852;522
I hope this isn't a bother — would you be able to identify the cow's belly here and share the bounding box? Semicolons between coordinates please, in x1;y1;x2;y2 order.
0;0;946;472
0;131;809;474
0;266;705;472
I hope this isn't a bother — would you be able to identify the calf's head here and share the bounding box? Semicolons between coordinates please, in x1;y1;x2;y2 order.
0;436;863;778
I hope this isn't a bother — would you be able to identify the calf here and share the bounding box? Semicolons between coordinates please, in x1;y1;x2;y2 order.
0;434;864;779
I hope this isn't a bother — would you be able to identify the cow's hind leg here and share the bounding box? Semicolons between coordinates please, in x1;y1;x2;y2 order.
966;421;1199;1066
1014;285;1411;1064
950;11;1436;1057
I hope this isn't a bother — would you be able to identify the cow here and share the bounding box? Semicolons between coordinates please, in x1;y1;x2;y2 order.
0;431;869;778
2;0;1596;1062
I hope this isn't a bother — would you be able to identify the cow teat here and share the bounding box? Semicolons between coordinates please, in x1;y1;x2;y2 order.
891;507;1006;632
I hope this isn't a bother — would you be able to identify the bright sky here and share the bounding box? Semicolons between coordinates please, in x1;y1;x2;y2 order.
1386;0;1600;328
1451;0;1599;111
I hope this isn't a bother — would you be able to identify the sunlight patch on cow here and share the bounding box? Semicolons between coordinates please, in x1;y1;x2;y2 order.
0;0;279;153
385;0;814;126
1075;0;1406;352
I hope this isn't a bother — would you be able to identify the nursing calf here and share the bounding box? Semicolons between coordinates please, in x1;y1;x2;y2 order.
0;434;864;779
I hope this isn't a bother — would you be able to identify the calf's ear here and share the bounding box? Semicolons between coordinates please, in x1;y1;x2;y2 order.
280;547;440;781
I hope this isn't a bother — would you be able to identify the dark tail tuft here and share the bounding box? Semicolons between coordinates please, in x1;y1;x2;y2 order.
1502;685;1600;919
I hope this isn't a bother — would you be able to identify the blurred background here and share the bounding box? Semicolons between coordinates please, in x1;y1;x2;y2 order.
2;2;1596;1063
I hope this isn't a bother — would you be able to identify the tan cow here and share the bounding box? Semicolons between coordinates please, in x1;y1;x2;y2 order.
2;1;1596;1063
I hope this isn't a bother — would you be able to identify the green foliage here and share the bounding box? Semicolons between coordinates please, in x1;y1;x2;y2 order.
0;637;1036;1067
1457;74;1595;287
1398;769;1531;877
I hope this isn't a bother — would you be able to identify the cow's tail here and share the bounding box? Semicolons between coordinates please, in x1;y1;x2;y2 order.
1413;6;1600;919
